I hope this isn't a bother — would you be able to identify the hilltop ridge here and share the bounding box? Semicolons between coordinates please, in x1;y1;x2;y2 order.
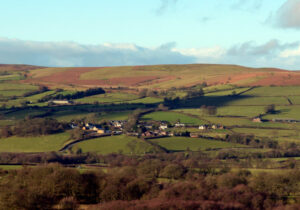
1;63;300;89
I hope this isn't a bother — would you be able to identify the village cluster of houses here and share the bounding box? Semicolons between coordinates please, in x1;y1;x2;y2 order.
70;119;225;139
70;120;126;136
198;124;224;130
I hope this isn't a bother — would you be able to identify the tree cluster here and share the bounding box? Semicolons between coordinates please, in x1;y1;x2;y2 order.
23;85;49;97
1;158;300;209
39;88;105;102
1;118;66;137
202;105;217;115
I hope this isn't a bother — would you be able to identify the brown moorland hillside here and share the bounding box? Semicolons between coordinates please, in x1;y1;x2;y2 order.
0;64;44;72
3;63;299;89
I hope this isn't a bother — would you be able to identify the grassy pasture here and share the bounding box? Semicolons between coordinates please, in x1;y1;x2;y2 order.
52;110;90;122
150;137;246;152
0;165;24;170
0;74;23;81
202;116;292;129
74;135;156;154
141;111;204;125
205;87;250;96
288;96;300;105
232;127;299;138
127;97;163;104
4;109;48;120
75;93;139;104
0;90;32;97
225;96;288;106
217;106;265;117
244;86;300;97
98;111;131;121
263;105;300;120
203;84;236;93
176;106;265;118
24;90;56;102
0;132;70;152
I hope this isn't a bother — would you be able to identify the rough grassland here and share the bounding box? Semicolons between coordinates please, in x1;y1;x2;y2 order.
150;137;246;151
23;64;300;89
0;132;70;153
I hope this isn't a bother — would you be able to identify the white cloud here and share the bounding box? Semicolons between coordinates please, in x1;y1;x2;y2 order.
172;46;225;59
0;37;300;70
272;0;300;29
0;38;195;67
280;45;300;57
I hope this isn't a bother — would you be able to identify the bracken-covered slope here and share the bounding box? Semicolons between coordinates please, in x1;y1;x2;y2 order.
3;64;300;89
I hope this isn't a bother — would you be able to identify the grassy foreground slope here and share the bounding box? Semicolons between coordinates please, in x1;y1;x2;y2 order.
0;132;70;153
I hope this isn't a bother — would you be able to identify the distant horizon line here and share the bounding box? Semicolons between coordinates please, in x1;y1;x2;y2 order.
1;62;298;71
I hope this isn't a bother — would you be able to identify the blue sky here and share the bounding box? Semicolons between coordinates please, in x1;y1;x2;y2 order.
1;0;300;69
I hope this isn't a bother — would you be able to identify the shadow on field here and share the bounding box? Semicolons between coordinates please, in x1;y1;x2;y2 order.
2;95;255;119
171;95;254;109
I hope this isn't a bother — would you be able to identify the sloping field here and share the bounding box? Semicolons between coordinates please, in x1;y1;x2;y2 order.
21;64;300;89
73;135;157;154
150;137;247;152
141;111;204;125
0;132;70;152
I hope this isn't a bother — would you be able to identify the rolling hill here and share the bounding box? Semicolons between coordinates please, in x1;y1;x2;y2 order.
6;64;297;89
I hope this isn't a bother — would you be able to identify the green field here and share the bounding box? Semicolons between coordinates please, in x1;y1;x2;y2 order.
0;132;70;152
263;105;300;120
150;137;247;152
73;135;157;154
202;116;293;129
243;86;300;97
98;111;131;121
75;92;139;104
205;87;250;96
176;106;265;118
0;165;25;170
127;97;163;104
4;109;48;120
232;127;299;138
52;110;90;122
225;96;289;106
142;111;204;125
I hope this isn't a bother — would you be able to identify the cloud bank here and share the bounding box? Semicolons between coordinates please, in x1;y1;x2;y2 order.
273;0;300;29
0;38;195;67
0;38;300;70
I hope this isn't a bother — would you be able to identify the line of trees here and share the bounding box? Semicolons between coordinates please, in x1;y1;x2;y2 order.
1;158;300;209
1;117;66;137
39;88;105;102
